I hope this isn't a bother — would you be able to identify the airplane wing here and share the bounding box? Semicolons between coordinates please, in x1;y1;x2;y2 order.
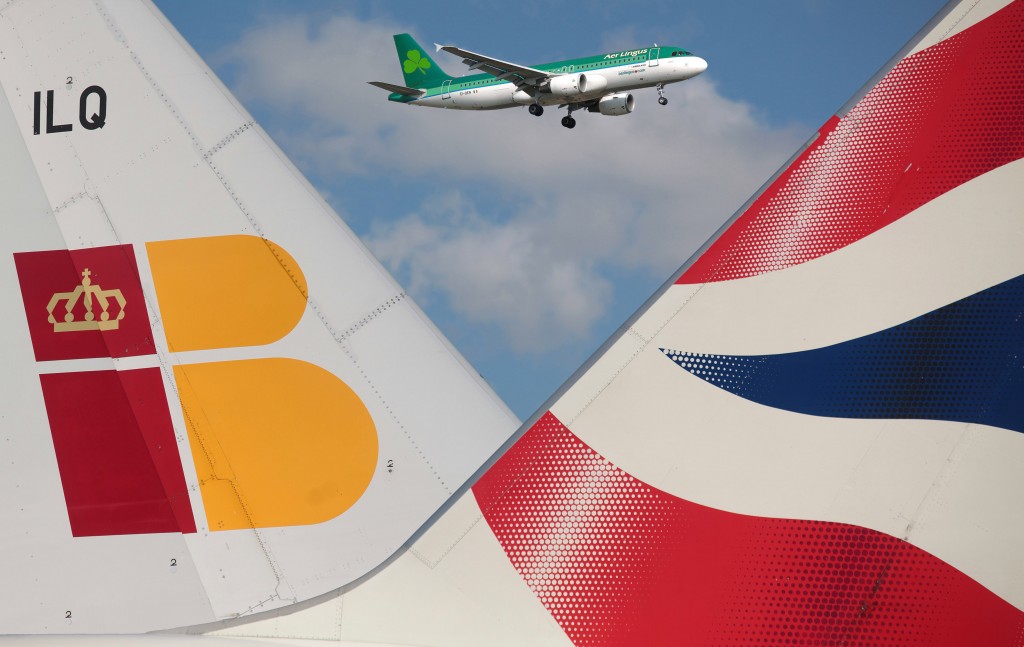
367;80;426;97
435;43;552;89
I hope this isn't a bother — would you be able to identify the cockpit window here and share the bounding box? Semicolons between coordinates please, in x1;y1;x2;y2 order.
670;50;692;57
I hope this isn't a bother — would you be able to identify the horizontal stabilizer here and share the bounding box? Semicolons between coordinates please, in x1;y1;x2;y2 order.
368;81;426;97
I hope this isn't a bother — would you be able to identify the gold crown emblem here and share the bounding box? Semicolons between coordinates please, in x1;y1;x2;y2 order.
46;268;126;332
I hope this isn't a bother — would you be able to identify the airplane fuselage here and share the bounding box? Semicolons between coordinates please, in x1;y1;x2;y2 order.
390;46;707;110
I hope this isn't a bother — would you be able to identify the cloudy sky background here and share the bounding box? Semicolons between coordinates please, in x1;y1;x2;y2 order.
153;0;948;419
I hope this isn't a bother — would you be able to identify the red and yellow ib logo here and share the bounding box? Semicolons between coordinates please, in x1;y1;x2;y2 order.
15;236;377;537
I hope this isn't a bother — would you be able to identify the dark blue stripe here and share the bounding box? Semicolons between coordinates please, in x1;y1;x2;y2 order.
662;274;1024;433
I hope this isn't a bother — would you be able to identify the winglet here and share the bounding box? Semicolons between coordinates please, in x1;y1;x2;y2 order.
434;42;444;53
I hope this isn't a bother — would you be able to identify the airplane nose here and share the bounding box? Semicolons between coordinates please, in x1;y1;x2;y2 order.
691;57;708;76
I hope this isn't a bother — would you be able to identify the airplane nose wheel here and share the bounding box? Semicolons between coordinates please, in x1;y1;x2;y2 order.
656;83;668;106
529;103;544;116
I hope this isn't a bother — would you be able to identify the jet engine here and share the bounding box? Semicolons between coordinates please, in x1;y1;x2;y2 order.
548;73;606;97
580;74;608;95
593;92;635;116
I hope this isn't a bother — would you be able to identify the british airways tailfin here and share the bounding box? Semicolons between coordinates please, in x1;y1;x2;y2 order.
203;0;1024;645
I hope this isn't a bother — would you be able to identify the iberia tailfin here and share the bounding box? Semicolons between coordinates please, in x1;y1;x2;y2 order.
0;0;515;634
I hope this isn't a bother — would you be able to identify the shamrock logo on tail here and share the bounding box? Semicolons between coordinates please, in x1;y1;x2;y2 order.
404;50;431;75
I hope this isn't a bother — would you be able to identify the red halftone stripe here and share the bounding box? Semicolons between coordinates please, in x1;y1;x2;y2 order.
679;2;1024;284
474;412;1024;646
41;368;195;536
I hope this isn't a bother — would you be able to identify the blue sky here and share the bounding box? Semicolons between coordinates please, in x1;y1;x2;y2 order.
153;0;948;420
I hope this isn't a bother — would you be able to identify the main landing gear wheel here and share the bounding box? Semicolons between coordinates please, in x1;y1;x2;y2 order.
529;104;544;116
656;83;668;106
561;116;576;129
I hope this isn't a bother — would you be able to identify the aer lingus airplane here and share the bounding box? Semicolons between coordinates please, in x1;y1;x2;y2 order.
2;0;1024;645
369;34;708;128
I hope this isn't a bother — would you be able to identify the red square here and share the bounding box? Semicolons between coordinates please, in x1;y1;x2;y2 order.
14;245;155;361
40;368;196;536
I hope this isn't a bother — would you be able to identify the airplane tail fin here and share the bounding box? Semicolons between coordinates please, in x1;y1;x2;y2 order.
393;33;453;88
0;0;516;634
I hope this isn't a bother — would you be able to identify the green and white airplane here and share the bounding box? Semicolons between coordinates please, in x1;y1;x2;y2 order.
369;34;708;129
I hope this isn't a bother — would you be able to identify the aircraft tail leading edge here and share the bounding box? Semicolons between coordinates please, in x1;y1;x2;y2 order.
202;0;1024;645
0;0;517;634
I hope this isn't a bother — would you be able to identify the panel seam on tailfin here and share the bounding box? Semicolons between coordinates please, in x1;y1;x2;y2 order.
93;0;297;605
52;191;89;215
0;0;23;16
306;292;451;491
407;511;487;568
564;284;709;426
330;300;451;494
939;0;984;41
92;0;207;156
204;121;255;161
334;293;407;342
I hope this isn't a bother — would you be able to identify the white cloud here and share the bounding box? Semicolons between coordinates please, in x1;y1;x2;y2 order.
367;191;612;352
219;13;806;353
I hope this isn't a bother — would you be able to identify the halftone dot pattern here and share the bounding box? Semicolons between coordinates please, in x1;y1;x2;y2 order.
662;273;1024;433
473;412;691;645
679;1;1024;284
473;412;1024;646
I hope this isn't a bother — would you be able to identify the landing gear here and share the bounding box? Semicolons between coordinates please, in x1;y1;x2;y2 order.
656;83;668;106
561;104;580;129
529;103;544;116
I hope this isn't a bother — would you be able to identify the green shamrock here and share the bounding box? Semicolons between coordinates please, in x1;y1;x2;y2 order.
403;50;431;75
